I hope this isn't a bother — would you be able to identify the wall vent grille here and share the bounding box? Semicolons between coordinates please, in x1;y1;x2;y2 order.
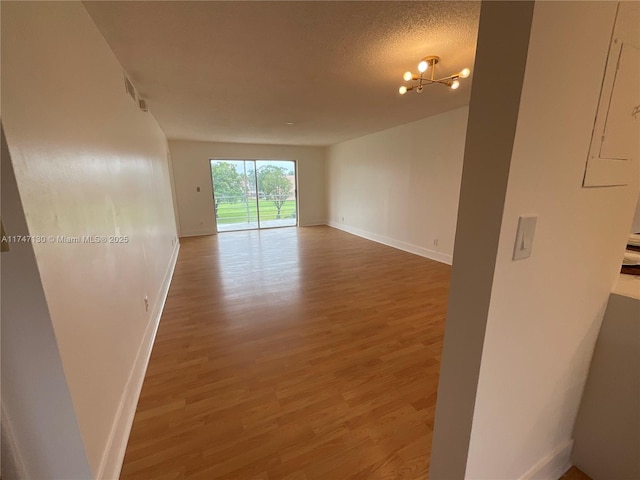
124;75;136;101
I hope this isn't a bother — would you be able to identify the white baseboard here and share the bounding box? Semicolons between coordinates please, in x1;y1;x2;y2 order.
520;439;574;480
96;241;180;480
179;228;216;238
181;223;329;235
299;220;328;227
327;221;453;265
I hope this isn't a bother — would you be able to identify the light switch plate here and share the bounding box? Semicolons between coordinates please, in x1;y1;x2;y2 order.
513;215;537;260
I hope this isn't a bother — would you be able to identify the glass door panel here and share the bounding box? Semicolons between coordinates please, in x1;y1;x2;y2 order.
256;160;297;228
211;160;258;232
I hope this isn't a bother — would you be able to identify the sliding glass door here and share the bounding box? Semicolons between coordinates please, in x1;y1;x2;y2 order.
211;159;297;232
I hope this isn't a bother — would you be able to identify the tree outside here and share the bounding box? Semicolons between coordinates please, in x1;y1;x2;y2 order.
257;165;293;219
245;168;256;195
211;161;245;218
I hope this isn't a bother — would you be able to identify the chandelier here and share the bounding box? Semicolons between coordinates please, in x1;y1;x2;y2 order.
399;55;470;95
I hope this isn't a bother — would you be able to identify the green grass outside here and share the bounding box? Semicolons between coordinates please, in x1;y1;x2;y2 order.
216;199;296;224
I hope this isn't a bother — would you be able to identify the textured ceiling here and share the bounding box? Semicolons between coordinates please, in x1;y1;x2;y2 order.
85;1;480;146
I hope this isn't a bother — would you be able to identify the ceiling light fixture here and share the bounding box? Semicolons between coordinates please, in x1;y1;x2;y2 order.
399;56;470;95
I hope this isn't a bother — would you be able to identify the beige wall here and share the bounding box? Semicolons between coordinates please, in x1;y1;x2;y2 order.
326;107;468;264
169;140;327;236
2;2;178;477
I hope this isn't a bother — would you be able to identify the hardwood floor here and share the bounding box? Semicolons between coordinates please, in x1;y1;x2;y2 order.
120;226;451;479
560;467;593;480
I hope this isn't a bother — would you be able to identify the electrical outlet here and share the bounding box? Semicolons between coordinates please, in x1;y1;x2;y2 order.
433;239;439;246
341;216;345;222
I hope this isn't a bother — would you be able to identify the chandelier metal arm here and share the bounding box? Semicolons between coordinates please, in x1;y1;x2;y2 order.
416;74;460;84
432;74;460;82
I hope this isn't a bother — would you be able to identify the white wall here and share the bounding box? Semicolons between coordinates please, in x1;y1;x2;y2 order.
2;2;179;477
466;2;638;477
572;291;640;480
430;2;639;479
169;140;327;236
1;128;93;480
630;193;640;233
326;107;468;264
429;3;535;476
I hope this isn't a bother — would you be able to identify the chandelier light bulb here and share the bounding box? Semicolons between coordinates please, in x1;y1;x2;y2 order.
418;60;428;73
403;71;413;82
451;79;460;90
460;68;471;78
399;85;408;95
